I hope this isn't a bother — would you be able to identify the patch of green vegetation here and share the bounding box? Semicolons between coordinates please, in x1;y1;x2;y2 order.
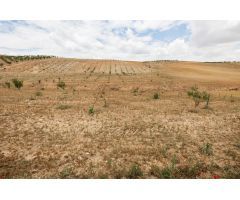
88;106;95;115
126;164;143;179
187;86;210;108
11;78;23;89
0;55;54;64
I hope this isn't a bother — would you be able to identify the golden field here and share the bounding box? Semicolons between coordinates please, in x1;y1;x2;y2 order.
0;57;239;178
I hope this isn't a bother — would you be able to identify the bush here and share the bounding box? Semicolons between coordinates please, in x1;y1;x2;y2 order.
187;86;201;107
202;91;210;108
153;93;159;99
57;81;66;89
126;164;143;179
187;86;210;108
12;78;23;89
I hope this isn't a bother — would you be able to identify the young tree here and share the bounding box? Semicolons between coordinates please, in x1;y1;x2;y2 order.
187;86;210;108
187;86;202;108
202;91;210;108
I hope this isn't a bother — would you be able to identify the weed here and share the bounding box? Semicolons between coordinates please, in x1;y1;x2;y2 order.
200;143;213;156
12;78;23;89
57;81;66;89
159;167;173;178
88;106;95;115
153;93;159;99
126;164;143;179
202;91;210;108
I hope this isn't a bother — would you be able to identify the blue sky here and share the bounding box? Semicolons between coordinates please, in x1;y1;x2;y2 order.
0;20;240;61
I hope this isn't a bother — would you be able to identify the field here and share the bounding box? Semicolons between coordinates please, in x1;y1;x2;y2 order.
0;57;240;178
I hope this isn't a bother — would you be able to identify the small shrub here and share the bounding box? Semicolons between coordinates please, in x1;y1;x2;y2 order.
153;93;159;99
35;91;42;96
5;81;11;88
57;104;72;110
126;164;143;179
12;78;23;89
200;143;213;156
187;86;201;107
202;91;210;108
57;81;66;89
187;86;210;108
88;106;95;115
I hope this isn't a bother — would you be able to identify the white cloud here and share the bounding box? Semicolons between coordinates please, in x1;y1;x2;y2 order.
0;20;240;61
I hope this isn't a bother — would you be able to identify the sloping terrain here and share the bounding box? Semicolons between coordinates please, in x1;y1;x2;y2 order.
0;57;239;178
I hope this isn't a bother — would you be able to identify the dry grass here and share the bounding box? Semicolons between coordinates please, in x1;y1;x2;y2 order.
0;58;239;178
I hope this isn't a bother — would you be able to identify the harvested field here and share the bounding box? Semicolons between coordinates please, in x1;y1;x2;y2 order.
0;58;240;178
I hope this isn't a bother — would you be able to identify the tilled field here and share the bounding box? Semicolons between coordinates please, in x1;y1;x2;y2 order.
0;58;240;178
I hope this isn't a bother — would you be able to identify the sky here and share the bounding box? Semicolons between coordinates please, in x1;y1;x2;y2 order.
0;20;240;61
